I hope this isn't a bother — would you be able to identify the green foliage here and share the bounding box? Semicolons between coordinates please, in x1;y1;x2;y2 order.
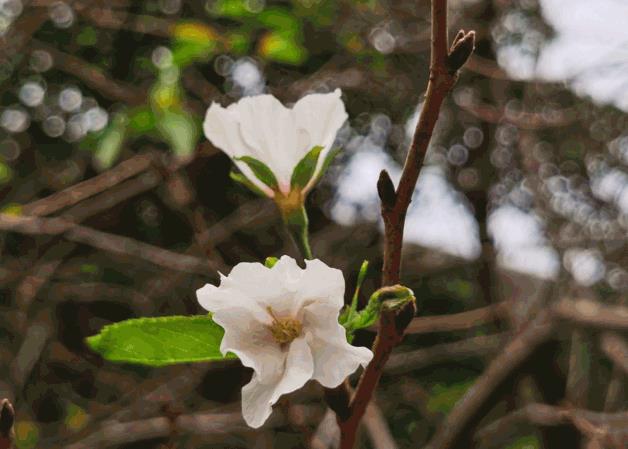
76;26;97;46
235;156;279;190
64;403;88;431
341;280;415;342
291;145;323;190
14;421;39;449
93;112;128;170
150;68;200;158
258;30;307;65
427;380;475;414
339;260;369;327
505;435;541;449
155;108;199;158
443;278;474;301
128;107;157;135
318;147;341;181
226;30;251;54
0;161;12;184
208;1;308;65
171;21;219;67
229;170;269;197
208;0;255;18
258;8;300;35
86;315;235;366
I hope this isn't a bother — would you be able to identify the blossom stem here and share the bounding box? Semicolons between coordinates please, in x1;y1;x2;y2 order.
281;205;313;260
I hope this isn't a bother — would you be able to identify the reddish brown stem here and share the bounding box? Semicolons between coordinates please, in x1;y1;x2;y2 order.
334;1;474;447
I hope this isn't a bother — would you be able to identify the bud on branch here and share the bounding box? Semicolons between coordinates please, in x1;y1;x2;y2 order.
446;29;476;74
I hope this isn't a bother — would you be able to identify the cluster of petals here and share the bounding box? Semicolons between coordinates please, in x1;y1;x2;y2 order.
203;89;348;196
196;256;373;428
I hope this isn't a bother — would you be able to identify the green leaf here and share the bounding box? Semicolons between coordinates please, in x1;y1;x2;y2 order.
156;108;199;157
171;22;218;67
258;31;307;65
319;147;341;180
229;170;269;197
291;145;323;190
208;0;254;18
339;260;369;327
226;30;251;54
258;7;300;36
93;113;128;171
0;161;12;184
342;285;414;341
505;435;541;449
128;107;157;135
427;380;475;414
235;156;278;190
86;315;235;366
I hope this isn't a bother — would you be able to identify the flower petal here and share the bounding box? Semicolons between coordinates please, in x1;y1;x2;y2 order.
292;89;348;184
240;375;276;428
259;256;344;318
299;259;346;310
228;95;299;191
211;306;284;384
241;336;313;428
303;302;373;388
203;103;274;197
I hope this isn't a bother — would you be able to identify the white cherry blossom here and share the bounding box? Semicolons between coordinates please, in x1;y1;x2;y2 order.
203;89;348;197
196;255;373;428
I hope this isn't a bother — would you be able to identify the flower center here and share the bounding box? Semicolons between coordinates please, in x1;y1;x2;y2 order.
266;306;302;344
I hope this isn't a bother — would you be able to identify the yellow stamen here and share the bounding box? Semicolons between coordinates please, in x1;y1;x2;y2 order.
266;306;302;344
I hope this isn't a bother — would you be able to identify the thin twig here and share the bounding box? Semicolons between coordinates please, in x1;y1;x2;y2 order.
405;302;507;334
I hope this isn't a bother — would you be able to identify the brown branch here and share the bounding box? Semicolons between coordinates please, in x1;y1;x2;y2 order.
14;242;75;331
565;329;592;407
475;403;628;448
363;400;398;449
331;2;475;448
459;101;577;129
30;40;145;104
423;311;554;449
552;298;628;330
0;214;214;275
600;332;628;375
21;153;154;217
10;315;52;390
385;333;508;375
310;408;340;449
405;302;508;334
76;7;175;38
64;407;319;449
